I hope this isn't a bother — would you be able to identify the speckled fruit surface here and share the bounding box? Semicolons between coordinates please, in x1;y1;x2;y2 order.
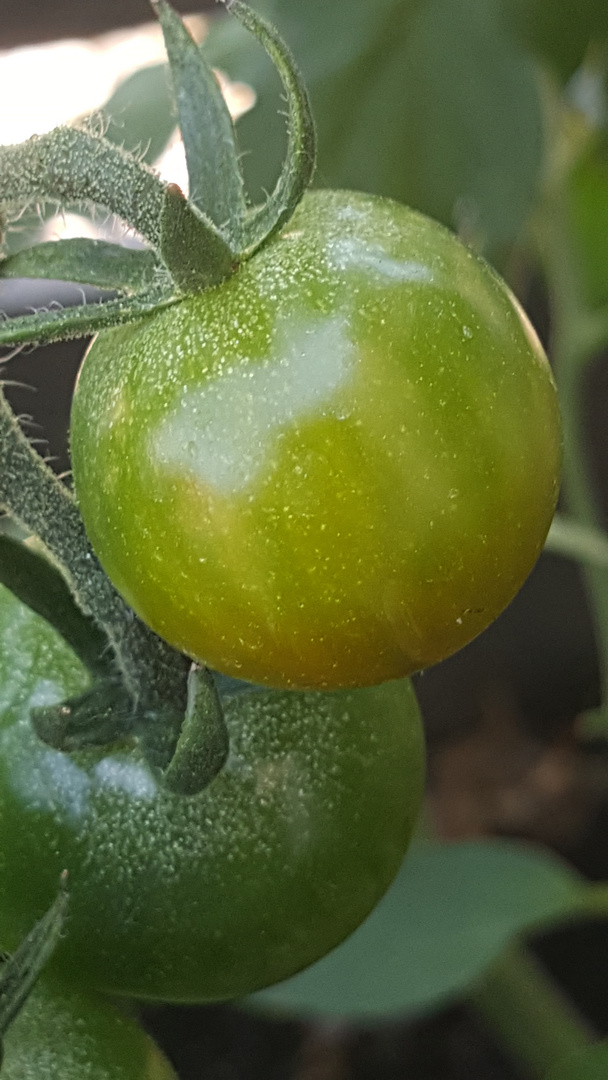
71;189;561;689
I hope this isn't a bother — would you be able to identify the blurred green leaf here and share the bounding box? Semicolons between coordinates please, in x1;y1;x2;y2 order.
98;64;175;165
547;1042;608;1080
502;0;608;82
205;0;543;256
249;840;584;1020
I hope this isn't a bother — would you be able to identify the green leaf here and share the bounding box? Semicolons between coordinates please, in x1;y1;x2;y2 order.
152;0;246;245
0;239;160;293
206;0;543;257
501;0;608;81
353;0;543;252
0;287;177;347
98;62;175;165
547;1043;608;1080
203;12;284;207
249;840;584;1020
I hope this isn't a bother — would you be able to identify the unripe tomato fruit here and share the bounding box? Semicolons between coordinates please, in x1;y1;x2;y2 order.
0;581;423;1002
1;977;177;1080
71;190;561;690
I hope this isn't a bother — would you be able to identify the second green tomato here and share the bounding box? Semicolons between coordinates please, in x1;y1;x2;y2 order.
0;582;423;1002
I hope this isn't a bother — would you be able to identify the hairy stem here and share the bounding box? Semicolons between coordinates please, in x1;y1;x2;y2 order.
0;128;166;248
0;390;190;756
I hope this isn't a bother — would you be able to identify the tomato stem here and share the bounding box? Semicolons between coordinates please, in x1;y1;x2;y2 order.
470;944;595;1076
0;128;166;249
534;124;608;734
0;0;317;350
0;125;237;296
0;389;229;793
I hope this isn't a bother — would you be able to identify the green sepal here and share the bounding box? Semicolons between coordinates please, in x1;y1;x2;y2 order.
0;239;161;293
159;183;237;291
221;0;316;254
32;681;137;752
0;287;177;347
0;532;108;678
0;879;68;1052
161;664;229;796
151;0;247;247
0;533;137;753
0;127;166;249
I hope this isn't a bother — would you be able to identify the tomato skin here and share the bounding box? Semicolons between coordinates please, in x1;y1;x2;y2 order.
0;582;423;1002
71;189;561;691
1;977;177;1080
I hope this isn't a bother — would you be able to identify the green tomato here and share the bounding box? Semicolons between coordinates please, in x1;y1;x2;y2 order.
0;580;423;1002
1;976;176;1080
71;189;561;691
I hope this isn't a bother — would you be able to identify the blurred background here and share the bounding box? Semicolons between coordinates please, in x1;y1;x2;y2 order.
3;1;608;1077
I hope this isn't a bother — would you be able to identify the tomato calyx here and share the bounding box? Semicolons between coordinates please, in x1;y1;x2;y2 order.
0;0;315;347
0;876;68;1067
0;0;316;792
0;514;227;795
